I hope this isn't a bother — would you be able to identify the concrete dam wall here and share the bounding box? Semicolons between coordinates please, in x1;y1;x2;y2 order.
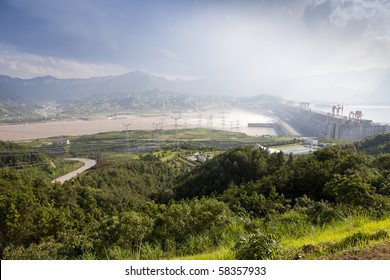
328;122;390;141
270;103;390;140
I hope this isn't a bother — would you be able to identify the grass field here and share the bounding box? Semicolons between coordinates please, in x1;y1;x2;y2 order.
176;215;390;260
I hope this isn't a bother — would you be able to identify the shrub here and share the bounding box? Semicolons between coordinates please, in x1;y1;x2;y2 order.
234;230;283;260
323;173;375;207
306;200;340;225
3;239;63;260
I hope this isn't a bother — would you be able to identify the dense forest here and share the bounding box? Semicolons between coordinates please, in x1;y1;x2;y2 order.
1;132;390;259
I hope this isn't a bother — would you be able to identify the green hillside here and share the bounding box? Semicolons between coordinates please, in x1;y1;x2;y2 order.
1;132;390;260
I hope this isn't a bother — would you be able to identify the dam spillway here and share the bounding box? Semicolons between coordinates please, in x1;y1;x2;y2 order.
269;103;390;140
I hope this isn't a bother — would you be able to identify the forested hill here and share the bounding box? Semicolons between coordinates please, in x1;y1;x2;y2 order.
1;133;390;260
175;143;390;206
0;141;48;169
355;133;390;155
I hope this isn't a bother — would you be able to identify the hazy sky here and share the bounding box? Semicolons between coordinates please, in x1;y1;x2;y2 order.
1;0;390;87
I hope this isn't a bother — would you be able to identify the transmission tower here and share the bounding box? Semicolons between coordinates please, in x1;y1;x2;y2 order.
152;122;161;150
171;116;181;131
221;115;226;131
160;118;165;130
171;116;181;152
122;122;131;153
235;119;240;130
198;114;202;128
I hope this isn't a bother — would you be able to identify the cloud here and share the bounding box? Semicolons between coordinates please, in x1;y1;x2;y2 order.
330;0;390;30
305;0;390;38
1;0;389;86
0;44;128;79
302;0;390;72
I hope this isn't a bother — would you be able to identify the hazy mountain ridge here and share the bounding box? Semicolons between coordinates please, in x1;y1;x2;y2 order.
0;71;240;122
1;68;390;104
0;71;184;102
0;71;265;102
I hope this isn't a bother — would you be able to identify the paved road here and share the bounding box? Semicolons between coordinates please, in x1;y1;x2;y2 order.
51;158;97;184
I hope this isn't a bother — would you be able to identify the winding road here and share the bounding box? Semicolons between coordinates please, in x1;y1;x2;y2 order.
51;158;97;184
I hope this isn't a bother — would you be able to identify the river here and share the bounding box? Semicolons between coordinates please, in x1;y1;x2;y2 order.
0;108;277;141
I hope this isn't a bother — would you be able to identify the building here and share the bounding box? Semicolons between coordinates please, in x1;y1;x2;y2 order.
52;138;70;146
196;154;212;163
304;139;318;146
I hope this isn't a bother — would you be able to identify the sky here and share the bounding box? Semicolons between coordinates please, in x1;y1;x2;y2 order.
1;0;390;88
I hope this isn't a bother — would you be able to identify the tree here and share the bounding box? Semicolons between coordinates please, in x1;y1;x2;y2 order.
175;146;270;198
118;211;153;248
323;172;375;206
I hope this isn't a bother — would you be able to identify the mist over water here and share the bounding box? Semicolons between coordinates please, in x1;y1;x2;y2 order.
183;109;277;136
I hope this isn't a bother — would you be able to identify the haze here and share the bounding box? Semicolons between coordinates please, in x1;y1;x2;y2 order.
1;0;390;101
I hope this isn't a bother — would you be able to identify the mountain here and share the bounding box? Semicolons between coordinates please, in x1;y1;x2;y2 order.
272;68;390;105
2;68;390;104
0;71;268;103
0;71;183;102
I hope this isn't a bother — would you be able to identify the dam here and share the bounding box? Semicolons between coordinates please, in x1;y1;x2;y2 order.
268;102;390;141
